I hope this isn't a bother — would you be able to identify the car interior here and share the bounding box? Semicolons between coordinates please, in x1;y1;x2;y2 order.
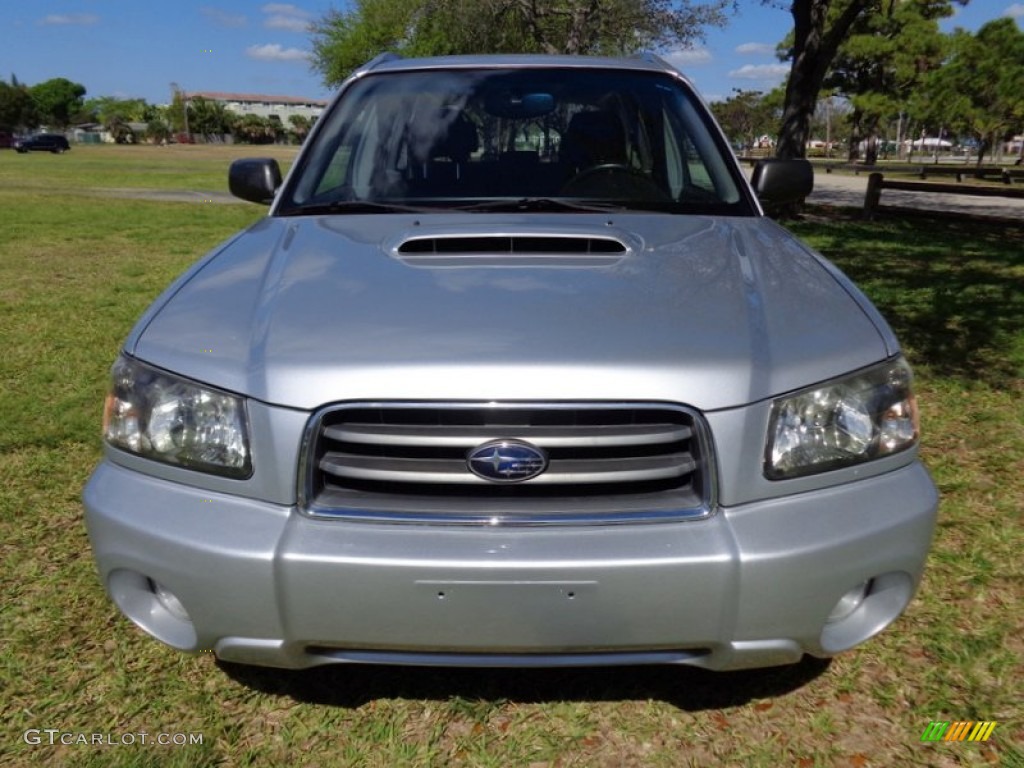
288;68;744;211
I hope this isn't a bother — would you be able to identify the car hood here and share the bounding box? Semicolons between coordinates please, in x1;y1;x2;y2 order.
129;213;893;411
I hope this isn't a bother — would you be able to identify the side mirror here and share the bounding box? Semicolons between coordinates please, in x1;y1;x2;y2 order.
229;158;282;205
751;159;813;208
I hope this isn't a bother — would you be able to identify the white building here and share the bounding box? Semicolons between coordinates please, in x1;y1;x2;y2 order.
188;91;328;122
903;137;953;151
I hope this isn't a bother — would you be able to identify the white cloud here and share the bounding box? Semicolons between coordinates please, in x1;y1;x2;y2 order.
261;3;312;32
663;47;713;68
728;63;790;81
246;43;310;61
38;13;99;26
244;6;312;63
262;3;307;14
201;7;246;28
258;3;309;32
1005;3;1024;18
735;42;775;56
265;14;311;32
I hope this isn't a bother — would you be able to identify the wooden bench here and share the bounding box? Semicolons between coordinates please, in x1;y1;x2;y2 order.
916;166;1023;184
830;163;1021;181
1003;167;1024;184
916;166;970;182
863;172;1024;217
822;162;875;175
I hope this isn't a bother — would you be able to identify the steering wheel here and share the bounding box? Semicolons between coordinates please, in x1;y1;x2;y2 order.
561;164;670;200
566;163;633;184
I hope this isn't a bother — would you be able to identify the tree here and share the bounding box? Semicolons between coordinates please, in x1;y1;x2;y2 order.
83;96;151;125
770;0;963;159
166;91;234;141
311;0;735;87
710;88;783;150
800;91;852;154
822;0;953;163
146;118;172;144
187;96;235;140
233;114;276;144
917;18;1024;165
167;88;190;135
288;114;312;143
29;77;87;128
81;96;154;143
0;80;37;131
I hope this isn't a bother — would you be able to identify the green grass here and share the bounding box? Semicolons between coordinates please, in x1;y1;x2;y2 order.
0;143;297;193
0;148;1021;766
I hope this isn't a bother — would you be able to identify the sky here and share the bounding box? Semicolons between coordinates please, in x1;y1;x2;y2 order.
1;1;1021;107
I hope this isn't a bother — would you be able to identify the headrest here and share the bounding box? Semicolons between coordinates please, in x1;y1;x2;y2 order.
429;112;479;163
563;110;626;166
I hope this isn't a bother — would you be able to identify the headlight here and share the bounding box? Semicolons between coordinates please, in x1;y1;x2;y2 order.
765;357;918;480
102;356;251;478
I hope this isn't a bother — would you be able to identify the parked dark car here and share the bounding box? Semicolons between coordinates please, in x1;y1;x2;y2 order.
0;131;16;149
15;133;71;153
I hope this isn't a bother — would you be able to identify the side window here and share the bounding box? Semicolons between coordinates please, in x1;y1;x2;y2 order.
348;106;379;199
313;102;378;199
677;97;741;203
663;111;684;199
685;135;716;194
662;99;737;203
663;108;716;197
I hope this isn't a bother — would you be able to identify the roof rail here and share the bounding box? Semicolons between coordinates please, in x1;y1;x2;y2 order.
362;52;402;72
340;52;402;87
630;51;671;70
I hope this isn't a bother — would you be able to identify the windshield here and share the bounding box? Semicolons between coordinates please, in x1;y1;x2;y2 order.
278;66;750;216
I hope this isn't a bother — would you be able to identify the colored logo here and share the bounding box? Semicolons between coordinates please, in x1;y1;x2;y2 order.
467;440;548;483
921;721;997;742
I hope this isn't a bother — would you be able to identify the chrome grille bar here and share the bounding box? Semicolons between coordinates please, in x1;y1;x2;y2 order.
323;423;691;448
320;453;695;485
303;402;712;525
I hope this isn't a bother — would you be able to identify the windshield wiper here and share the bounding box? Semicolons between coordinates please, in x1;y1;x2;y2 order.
281;197;662;216
455;198;627;213
280;200;444;216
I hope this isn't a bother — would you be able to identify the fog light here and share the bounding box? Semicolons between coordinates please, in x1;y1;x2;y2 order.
150;579;192;623
819;572;913;654
827;580;870;623
107;569;198;649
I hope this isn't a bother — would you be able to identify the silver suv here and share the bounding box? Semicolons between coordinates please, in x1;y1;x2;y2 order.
84;54;937;671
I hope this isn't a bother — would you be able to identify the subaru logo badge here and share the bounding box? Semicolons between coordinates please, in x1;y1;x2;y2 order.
467;440;548;483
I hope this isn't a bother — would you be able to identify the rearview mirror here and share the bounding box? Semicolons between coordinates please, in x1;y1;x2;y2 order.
751;159;813;208
484;91;555;119
229;158;282;205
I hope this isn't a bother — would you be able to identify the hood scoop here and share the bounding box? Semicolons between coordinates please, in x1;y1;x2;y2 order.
394;235;628;267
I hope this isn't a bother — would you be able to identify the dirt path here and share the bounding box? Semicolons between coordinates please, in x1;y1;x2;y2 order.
86;172;1024;220
808;171;1024;220
89;187;241;204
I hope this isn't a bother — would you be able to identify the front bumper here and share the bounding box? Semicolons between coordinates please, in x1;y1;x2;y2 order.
83;459;937;671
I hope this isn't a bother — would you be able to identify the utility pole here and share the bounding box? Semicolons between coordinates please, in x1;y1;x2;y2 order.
825;97;832;158
170;82;190;141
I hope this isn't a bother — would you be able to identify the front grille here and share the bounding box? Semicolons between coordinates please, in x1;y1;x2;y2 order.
303;403;713;525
